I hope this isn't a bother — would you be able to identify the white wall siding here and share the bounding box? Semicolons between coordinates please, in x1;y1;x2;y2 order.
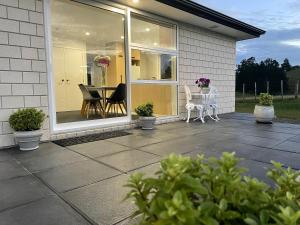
0;0;50;147
178;23;236;118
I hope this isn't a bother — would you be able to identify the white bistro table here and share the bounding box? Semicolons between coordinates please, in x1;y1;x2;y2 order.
192;92;219;123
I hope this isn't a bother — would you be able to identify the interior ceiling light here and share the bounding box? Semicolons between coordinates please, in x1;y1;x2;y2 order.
132;0;139;3
85;32;90;36
153;42;158;46
121;36;124;39
145;28;150;32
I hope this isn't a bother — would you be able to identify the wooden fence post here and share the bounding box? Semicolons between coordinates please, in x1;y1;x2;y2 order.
243;83;245;102
254;82;257;101
281;80;283;100
296;80;299;99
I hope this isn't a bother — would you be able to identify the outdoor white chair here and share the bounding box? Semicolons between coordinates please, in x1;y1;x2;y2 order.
207;86;220;121
184;85;204;123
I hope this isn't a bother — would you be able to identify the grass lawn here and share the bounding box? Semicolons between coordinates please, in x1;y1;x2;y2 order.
236;98;300;121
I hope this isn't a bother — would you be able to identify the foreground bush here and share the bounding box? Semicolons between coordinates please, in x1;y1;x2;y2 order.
126;152;300;225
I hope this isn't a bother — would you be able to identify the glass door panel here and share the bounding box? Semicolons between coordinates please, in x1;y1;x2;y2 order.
50;0;127;124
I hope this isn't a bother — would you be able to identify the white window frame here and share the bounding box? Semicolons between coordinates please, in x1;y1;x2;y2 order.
44;0;179;134
129;12;179;116
44;0;131;134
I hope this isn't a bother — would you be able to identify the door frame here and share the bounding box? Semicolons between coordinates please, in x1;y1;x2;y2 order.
44;0;131;134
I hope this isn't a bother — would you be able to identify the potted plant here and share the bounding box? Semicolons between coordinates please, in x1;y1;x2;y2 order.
195;77;210;94
9;108;45;151
254;93;275;123
126;153;300;225
135;103;156;130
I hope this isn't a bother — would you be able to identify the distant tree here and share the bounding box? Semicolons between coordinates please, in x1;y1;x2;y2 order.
281;58;292;72
236;57;288;94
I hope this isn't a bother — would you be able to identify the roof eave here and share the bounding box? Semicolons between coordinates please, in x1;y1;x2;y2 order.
155;0;266;37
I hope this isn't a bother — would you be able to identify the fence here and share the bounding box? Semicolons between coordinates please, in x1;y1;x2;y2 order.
237;80;299;101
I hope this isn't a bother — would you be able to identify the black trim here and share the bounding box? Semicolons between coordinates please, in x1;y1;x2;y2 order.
155;0;265;37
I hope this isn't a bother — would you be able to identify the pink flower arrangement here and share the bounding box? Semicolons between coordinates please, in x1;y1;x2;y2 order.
195;77;210;88
94;55;111;68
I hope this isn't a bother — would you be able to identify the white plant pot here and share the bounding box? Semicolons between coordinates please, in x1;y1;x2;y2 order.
201;87;210;94
14;130;43;151
254;105;275;123
139;117;156;130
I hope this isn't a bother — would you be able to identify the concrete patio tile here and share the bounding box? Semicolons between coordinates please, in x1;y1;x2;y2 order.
230;135;283;148
0;175;53;212
67;140;130;158
131;129;183;142
288;134;300;143
19;150;87;173
64;174;135;225
139;137;199;156
36;159;121;192
0;151;14;162
238;159;272;185
96;150;161;172
129;162;161;178
272;141;300;153
0;160;29;181
108;135;160;148
0;196;90;225
9;142;65;160
254;150;300;170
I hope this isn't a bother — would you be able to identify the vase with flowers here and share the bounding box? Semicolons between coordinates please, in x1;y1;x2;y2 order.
94;55;111;85
195;77;210;94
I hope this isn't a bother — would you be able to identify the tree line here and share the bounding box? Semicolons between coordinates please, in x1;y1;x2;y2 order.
236;57;298;94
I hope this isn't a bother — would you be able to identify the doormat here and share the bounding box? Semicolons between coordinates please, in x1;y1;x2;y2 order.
52;130;131;147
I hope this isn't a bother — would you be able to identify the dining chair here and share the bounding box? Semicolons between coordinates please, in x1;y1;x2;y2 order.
106;83;126;116
78;84;104;118
184;85;204;123
208;86;220;121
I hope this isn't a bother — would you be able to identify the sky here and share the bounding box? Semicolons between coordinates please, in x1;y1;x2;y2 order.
194;0;300;66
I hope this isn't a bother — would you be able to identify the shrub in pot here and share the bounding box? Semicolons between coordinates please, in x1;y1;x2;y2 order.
135;103;156;130
254;93;275;123
126;152;300;225
9;108;45;151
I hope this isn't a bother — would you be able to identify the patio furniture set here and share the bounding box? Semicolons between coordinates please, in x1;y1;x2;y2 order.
184;85;220;123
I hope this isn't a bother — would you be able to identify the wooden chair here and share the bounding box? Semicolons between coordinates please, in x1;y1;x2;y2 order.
78;84;104;118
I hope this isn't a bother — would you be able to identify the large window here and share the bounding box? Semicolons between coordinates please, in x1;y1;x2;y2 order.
50;0;127;124
131;15;178;117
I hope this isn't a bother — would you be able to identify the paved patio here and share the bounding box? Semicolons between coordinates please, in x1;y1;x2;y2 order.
0;113;300;225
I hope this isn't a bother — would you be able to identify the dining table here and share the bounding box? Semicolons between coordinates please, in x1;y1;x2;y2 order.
87;86;117;116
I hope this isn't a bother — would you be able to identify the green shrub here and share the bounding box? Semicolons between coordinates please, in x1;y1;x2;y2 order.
259;93;273;106
126;152;300;225
9;108;45;131
135;103;154;117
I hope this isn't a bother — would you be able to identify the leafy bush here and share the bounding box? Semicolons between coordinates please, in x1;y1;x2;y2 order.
126;152;300;225
135;103;154;117
9;108;45;131
259;93;273;106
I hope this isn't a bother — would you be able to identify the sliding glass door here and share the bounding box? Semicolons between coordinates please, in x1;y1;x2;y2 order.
50;0;127;124
130;14;178;117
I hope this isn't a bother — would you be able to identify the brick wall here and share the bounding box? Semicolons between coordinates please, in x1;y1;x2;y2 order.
0;0;49;147
178;23;236;118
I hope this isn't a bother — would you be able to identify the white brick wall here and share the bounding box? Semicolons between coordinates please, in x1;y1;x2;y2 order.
0;1;237;148
0;0;49;148
178;24;236;118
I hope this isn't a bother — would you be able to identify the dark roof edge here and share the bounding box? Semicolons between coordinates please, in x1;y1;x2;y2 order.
155;0;266;37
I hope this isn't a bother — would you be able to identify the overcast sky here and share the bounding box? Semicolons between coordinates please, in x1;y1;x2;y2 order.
195;0;300;65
